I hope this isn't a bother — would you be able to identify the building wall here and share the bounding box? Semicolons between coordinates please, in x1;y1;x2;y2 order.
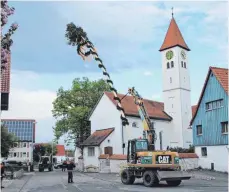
89;94;123;154
83;146;100;172
8;142;33;162
192;72;228;146
161;47;192;148
195;146;228;172
123;116;172;153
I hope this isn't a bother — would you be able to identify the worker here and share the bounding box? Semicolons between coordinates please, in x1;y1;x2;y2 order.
62;160;67;172
66;159;75;183
1;162;5;188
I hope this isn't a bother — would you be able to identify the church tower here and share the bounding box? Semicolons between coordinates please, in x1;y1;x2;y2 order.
159;15;193;148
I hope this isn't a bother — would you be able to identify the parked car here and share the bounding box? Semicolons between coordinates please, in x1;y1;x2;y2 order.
54;163;63;169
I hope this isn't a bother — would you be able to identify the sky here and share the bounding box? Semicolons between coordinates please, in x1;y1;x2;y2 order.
1;1;228;149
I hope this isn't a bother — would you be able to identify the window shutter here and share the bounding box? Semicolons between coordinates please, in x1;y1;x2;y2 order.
104;146;113;155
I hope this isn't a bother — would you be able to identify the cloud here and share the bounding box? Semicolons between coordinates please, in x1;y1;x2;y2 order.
144;71;153;76
2;88;56;120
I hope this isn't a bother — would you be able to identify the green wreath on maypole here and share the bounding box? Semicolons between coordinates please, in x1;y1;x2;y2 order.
65;22;129;126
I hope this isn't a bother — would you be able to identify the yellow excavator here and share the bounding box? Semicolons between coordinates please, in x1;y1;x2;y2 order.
120;87;191;187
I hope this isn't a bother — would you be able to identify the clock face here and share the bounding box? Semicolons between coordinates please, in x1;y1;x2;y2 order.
181;50;186;60
166;50;174;60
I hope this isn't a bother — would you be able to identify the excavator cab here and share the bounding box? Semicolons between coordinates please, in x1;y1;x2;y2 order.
127;139;148;164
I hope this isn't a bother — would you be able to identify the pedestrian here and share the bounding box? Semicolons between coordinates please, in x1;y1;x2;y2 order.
62;160;67;172
66;159;75;183
1;162;5;189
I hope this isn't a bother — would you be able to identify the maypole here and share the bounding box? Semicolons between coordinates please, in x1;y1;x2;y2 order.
65;23;129;126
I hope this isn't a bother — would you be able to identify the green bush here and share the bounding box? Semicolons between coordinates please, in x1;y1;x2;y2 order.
168;145;194;153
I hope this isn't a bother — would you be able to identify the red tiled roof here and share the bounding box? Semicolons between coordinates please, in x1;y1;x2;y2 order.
190;67;228;125
1;54;11;93
56;145;65;156
211;67;228;93
104;92;172;121
159;17;190;51
178;153;199;159
192;105;197;117
99;154;127;160
82;128;114;146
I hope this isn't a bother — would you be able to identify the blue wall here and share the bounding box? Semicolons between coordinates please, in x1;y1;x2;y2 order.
192;71;228;146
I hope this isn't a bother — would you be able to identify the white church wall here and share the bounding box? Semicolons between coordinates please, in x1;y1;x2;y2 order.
89;94;123;154
123;116;172;153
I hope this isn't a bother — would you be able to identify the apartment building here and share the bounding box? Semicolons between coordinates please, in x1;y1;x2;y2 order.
1;119;36;162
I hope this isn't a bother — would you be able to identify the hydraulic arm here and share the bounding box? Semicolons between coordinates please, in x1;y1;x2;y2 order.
128;87;156;151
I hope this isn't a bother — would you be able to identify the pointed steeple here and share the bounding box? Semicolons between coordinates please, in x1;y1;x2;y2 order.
159;17;190;52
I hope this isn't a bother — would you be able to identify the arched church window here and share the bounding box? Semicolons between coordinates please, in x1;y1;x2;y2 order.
184;62;186;68
171;61;174;68
181;61;184;67
167;62;170;69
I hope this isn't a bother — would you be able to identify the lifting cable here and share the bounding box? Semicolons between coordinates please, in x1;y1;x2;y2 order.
76;37;129;126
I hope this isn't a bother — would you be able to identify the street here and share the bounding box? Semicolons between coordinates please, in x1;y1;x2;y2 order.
2;170;228;192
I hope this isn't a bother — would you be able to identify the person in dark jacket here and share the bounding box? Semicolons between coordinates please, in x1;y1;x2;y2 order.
1;162;5;188
62;161;67;172
66;160;75;183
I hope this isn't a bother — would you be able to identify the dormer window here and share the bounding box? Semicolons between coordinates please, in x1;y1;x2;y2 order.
167;62;170;69
132;122;138;128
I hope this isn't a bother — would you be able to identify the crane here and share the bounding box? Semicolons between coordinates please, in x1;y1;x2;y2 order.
127;87;156;151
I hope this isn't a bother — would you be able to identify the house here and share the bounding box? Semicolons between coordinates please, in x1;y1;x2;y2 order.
55;145;66;163
190;67;228;172
75;15;205;172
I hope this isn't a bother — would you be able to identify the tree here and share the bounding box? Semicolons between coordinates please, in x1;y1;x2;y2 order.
1;125;17;157
33;143;57;162
1;0;18;73
52;77;110;147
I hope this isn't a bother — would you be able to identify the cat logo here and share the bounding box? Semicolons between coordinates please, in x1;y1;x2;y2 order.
157;155;170;164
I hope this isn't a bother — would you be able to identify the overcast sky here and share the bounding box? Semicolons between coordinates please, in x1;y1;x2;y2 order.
1;1;227;149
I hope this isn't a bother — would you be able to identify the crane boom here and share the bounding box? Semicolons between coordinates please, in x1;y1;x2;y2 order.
128;87;156;151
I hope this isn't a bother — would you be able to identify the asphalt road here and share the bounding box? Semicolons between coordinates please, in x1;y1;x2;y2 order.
2;169;228;192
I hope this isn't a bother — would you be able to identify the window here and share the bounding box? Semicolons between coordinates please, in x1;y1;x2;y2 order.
184;62;186;68
221;122;228;134
201;147;207;157
132;122;138;128
196;125;202;135
23;152;26;157
13;142;18;148
88;147;95;157
20;152;22;157
27;152;29;157
171;61;174;68
206;99;223;111
23;143;26;147
181;61;184;68
167;62;170;69
14;153;17;157
170;77;172;83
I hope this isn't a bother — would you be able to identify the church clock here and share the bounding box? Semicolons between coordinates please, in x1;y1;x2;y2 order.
166;50;174;60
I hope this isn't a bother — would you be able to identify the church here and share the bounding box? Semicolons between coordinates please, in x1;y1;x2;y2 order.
75;16;198;170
